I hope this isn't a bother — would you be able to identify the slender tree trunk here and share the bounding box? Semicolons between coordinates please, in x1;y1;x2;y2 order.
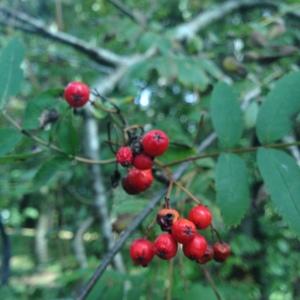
0;214;10;285
73;217;94;269
35;205;52;267
83;111;125;273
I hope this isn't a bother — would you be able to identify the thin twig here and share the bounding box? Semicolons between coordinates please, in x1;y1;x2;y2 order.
201;267;223;300
107;0;147;27
1;111;116;165
173;181;201;204
163;141;300;167
166;259;174;300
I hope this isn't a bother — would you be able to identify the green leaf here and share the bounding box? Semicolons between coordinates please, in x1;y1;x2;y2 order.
177;58;209;90
33;156;71;189
244;101;259;129
256;71;300;143
216;153;250;226
257;148;300;235
0;37;25;109
211;82;243;148
56;110;79;154
23;91;67;129
0;128;22;155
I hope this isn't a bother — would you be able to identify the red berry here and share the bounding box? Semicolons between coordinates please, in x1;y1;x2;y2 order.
183;234;208;261
122;177;140;195
141;130;169;157
188;205;212;229
213;242;231;262
154;233;178;260
122;168;153;194
132;153;153;170
171;218;196;244
130;238;155;267
197;244;214;264
64;81;90;108
116;146;133;166
156;208;180;232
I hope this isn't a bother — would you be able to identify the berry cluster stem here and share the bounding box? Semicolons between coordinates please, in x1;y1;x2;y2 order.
201;267;223;300
173;181;201;204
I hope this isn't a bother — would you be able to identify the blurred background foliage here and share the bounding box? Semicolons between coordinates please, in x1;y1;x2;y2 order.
0;0;300;299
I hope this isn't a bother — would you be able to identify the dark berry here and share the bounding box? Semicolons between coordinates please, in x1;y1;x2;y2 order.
188;205;212;229
154;233;178;260
133;153;153;170
122;177;140;195
197;244;214;264
116;146;133;166
141;130;169;157
171;218;196;244
156;208;180;232
64;81;90;108
213;242;231;262
183;234;208;261
130;238;155;267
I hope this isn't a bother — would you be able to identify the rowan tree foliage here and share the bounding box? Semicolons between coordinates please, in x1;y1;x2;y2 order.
0;1;300;300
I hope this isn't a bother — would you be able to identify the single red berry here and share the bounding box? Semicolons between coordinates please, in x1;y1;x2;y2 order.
188;205;212;229
141;130;169;157
154;233;178;260
213;242;231;262
122;177;140;195
156;208;180;232
132;153;153;170
64;81;90;108
116;146;133;166
183;234;208;261
130;238;155;267
171;218;196;244
197;244;214;264
122;168;153;194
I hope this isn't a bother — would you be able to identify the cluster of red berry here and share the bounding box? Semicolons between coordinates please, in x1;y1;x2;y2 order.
130;205;231;267
116;129;169;195
63;81;231;270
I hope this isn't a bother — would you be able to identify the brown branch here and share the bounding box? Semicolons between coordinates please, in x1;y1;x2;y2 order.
0;6;127;67
162;140;300;167
173;0;277;41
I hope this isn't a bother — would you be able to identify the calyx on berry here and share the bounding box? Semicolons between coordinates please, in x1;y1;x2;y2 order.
197;244;214;264
122;168;153;194
183;234;208;261
132;153;153;170
116;146;133;166
154;233;178;260
171;218;196;244
141;129;169;157
188;205;212;229
156;208;180;232
213;242;231;262
64;81;90;108
130;238;155;267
